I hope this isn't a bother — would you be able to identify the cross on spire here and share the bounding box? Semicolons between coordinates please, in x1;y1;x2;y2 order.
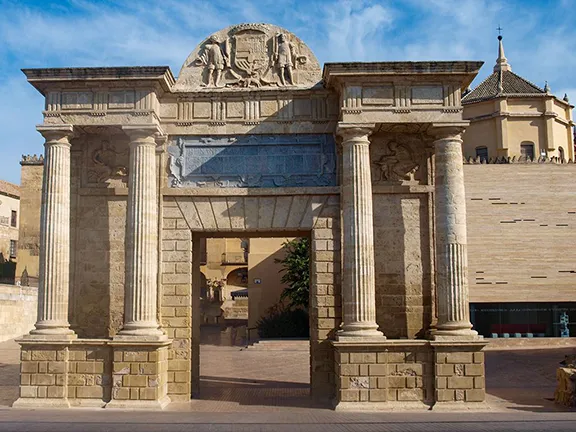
497;25;503;36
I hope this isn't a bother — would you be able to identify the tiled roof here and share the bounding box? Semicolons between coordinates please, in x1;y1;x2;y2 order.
462;70;545;104
0;180;20;198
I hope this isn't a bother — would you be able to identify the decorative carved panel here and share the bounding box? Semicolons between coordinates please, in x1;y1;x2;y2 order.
167;134;337;188
371;133;433;185
174;23;321;90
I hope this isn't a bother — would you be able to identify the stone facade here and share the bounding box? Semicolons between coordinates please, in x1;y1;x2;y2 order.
0;180;19;278
15;159;42;286
15;23;488;410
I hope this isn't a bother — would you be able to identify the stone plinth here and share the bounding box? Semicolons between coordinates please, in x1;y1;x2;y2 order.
107;341;171;409
332;340;487;410
13;339;171;410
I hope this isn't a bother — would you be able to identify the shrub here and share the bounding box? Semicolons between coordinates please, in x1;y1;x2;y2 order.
256;303;309;338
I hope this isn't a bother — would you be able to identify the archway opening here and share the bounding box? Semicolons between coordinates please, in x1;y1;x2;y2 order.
193;233;312;410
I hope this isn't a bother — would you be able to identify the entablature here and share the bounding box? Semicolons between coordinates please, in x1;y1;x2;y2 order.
323;61;483;125
23;67;175;125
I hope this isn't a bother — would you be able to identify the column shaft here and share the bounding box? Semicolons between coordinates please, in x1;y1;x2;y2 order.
433;132;477;339
31;125;75;337
117;127;164;339
339;127;383;339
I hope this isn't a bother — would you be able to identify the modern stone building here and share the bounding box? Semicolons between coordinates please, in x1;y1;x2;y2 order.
19;23;573;410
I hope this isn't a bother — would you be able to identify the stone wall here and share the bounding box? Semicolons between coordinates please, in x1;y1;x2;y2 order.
15;164;42;286
0;284;37;342
465;164;576;303
373;193;433;338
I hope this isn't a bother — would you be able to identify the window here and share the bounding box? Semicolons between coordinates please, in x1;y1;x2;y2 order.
475;146;488;162
9;240;16;259
520;142;535;160
10;210;17;228
559;146;565;162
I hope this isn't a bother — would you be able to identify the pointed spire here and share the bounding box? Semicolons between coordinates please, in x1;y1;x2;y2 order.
494;35;512;72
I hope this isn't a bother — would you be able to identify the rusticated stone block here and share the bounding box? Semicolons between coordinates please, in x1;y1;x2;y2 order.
350;353;376;364
436;389;456;402
465;364;483;376
465;389;485;402
436;364;454;376
445;352;473;364
340;389;360;402
447;376;474;389
397;388;424;401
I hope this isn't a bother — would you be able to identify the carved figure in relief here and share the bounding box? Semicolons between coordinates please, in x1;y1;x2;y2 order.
375;141;419;182
194;35;229;87
168;138;185;187
91;140;128;183
274;33;294;86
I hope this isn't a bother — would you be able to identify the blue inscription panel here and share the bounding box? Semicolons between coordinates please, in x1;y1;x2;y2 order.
168;135;337;188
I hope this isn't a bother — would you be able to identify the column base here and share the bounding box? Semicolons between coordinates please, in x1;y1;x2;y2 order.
114;327;167;342
338;323;385;341
113;333;168;342
431;328;479;341
21;332;77;341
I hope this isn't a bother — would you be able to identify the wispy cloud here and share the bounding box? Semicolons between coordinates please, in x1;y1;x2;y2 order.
0;0;574;184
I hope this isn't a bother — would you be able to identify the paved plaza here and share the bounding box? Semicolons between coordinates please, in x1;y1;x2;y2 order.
0;330;575;430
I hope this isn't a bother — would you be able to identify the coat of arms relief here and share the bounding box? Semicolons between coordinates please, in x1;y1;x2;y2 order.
174;24;321;90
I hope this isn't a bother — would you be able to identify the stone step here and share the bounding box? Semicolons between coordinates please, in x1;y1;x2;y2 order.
246;339;310;351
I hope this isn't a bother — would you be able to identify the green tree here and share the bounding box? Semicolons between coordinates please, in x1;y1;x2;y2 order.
276;237;310;309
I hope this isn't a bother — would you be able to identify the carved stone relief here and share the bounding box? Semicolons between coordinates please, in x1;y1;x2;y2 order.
174;24;322;91
167;134;337;188
371;133;433;185
84;136;129;187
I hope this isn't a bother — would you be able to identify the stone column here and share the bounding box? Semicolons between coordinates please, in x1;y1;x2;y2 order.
432;128;477;339
29;125;76;338
337;126;384;339
116;125;165;339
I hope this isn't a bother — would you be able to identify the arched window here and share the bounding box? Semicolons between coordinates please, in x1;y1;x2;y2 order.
520;141;535;160
558;146;565;162
475;146;488;162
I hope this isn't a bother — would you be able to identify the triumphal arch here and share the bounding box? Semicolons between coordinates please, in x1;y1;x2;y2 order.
15;24;486;410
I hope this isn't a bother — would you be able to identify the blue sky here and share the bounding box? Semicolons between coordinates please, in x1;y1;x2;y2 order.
0;0;574;185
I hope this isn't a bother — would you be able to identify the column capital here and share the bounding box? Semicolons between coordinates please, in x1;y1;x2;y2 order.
428;124;468;142
336;123;375;143
122;124;164;141
36;124;74;143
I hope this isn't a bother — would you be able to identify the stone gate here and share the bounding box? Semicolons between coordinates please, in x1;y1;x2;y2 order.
15;23;486;410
